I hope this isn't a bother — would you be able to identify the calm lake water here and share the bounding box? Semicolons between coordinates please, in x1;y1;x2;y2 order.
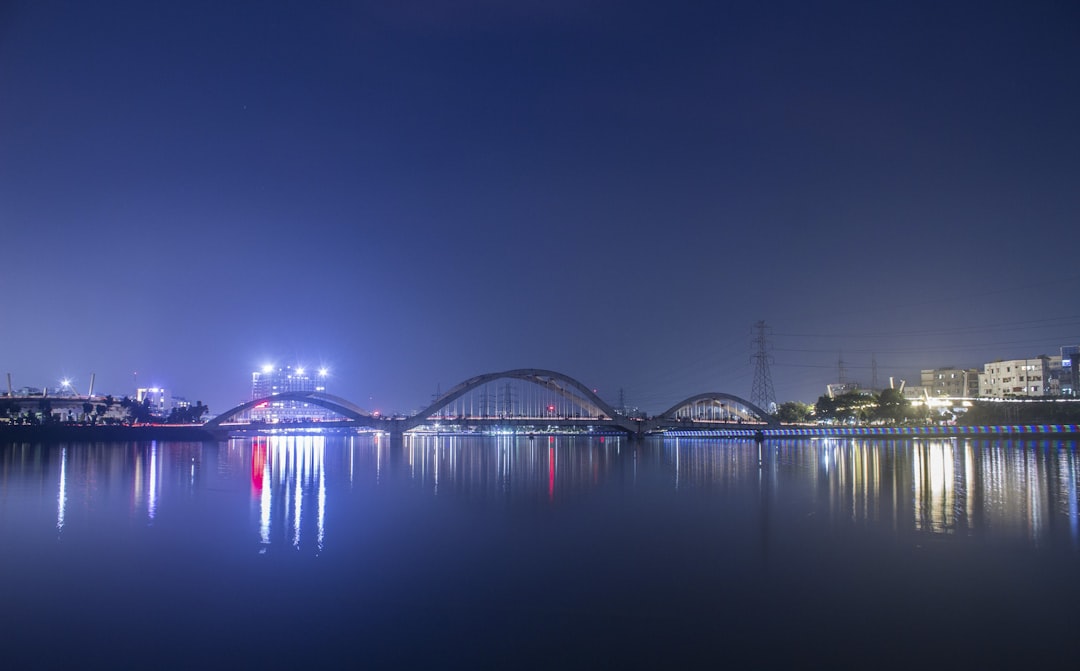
2;434;1078;668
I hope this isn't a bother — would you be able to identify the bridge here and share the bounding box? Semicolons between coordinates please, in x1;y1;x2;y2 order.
205;368;778;436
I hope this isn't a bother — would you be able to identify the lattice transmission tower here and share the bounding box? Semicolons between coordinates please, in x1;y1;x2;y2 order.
751;320;777;413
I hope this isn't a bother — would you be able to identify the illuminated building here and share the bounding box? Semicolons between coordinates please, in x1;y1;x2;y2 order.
920;368;980;398
136;387;172;416
978;355;1062;398
1061;345;1079;398
249;364;331;422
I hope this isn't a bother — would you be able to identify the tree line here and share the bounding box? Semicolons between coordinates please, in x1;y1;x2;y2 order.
774;391;1080;426
774;389;930;425
0;396;208;425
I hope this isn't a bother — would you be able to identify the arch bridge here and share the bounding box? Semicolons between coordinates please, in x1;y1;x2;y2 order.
206;369;777;435
402;368;639;433
205;391;380;429
644;392;779;432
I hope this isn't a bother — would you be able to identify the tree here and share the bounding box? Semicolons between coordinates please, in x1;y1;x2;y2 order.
815;391;874;424
874;388;908;425
814;395;839;422
120;396;154;425
0;399;19;422
776;401;813;424
37;398;55;424
166;401;210;424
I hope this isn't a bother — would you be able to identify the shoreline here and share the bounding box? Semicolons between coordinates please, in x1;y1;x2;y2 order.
1;423;1078;443
0;424;222;442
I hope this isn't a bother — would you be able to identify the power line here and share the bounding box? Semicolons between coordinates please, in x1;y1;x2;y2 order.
773;315;1080;339
774;335;1076;355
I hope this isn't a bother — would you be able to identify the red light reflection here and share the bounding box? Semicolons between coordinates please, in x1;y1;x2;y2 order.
251;440;267;492
548;446;554;500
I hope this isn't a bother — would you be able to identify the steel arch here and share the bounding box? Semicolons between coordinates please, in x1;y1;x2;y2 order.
403;368;637;432
658;392;778;427
205;391;376;428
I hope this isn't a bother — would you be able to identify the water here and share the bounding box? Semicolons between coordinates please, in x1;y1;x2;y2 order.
2;434;1078;668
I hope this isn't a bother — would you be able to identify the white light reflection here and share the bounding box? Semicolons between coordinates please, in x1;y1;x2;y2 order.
317;453;326;552
293;439;303;548
913;441;955;534
148;443;158;521
1066;449;1078;545
1027;450;1043;544
260;457;271;548
255;436;326;553
674;439;680;491
56;447;67;533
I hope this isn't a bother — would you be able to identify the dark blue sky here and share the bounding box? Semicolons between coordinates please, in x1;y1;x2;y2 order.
2;0;1078;414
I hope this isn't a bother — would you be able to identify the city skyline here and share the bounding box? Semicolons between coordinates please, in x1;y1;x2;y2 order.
4;336;1078;419
2;1;1078;415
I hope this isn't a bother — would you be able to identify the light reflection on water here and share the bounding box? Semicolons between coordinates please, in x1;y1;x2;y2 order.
2;434;1079;667
8;435;1079;550
659;437;1079;545
401;434;627;502
8;436;1077;551
246;435;328;552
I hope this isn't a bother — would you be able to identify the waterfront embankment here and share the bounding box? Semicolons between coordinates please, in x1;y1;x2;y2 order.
1;423;1079;443
665;424;1080;439
0;424;220;442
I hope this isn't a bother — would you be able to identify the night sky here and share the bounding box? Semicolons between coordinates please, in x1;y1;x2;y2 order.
2;0;1078;415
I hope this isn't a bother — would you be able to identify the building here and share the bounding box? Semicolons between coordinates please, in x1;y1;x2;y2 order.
900;385;929;401
136;387;172;416
920;368;980;398
1061;345;1079;398
825;382;861;398
978;356;1062;398
249;364;331;422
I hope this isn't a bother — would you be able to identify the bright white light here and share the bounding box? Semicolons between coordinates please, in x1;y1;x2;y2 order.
296;367;306;376
60;378;72;388
318;367;329;377
261;364;274;374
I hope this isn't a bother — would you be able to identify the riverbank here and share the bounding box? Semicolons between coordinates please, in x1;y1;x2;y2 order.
664;424;1080;439
0;424;220;442
3;423;1078;443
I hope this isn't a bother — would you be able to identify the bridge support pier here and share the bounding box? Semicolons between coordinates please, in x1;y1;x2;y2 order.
388;428;405;468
